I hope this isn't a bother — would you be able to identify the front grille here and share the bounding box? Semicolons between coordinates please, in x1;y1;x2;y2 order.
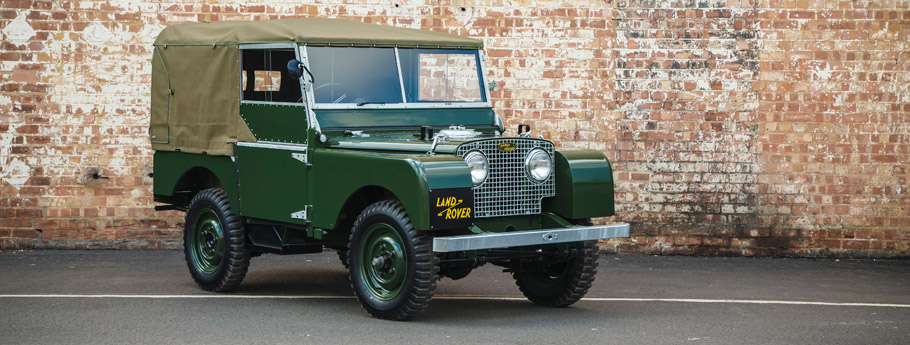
456;138;555;218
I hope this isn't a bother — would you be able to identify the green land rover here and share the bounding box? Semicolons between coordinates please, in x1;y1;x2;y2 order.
150;18;630;320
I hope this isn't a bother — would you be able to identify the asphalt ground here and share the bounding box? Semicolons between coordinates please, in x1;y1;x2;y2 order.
0;250;908;345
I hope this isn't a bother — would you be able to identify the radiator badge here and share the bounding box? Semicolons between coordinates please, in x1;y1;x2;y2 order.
498;142;517;152
429;188;474;229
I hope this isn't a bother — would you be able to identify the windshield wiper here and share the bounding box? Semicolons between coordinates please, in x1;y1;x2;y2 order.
357;102;387;106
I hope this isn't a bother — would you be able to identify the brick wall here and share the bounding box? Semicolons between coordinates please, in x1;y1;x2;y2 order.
1;0;907;257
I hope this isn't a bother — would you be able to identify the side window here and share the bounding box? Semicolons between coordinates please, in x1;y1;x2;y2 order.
241;49;302;103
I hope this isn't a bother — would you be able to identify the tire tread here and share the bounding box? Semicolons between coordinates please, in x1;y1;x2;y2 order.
184;188;250;292
513;240;599;307
348;200;438;320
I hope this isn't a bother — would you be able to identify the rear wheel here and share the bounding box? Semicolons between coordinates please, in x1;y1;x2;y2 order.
184;188;250;292
348;200;438;320
512;240;599;307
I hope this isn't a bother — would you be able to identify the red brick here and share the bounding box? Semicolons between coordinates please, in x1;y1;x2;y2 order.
0;0;905;257
11;229;39;239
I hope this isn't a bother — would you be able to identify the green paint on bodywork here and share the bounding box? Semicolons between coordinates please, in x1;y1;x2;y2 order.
412;155;473;190
315;108;494;129
153;151;240;209
234;144;309;225
308;149;471;232
240;103;309;143
473;213;573;232
154;124;618;249
542;150;616;219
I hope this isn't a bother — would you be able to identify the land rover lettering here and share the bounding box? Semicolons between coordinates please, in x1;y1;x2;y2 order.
429;188;474;229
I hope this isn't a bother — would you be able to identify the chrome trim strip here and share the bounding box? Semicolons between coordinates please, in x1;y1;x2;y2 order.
240;100;306;106
432;223;630;252
332;141;457;153
394;48;407;103
299;45;323;136
479;50;492;104
236;141;308;152
239;43;298;50
313;102;493;110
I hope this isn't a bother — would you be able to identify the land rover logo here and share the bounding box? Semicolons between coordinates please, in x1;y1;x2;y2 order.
498;142;517;152
428;188;475;229
435;196;471;220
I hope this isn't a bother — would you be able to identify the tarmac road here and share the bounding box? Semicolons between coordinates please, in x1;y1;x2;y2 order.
0;250;908;345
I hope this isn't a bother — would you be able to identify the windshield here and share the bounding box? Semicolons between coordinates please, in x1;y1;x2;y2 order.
399;48;485;103
307;47;403;104
305;46;486;106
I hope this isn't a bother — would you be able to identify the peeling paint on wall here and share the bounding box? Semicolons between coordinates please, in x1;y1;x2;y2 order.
1;12;36;46
0;158;31;187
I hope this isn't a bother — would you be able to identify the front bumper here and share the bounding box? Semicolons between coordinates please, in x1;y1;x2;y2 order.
432;223;630;252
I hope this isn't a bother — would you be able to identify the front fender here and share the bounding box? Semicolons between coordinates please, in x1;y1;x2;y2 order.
542;150;616;219
309;149;472;231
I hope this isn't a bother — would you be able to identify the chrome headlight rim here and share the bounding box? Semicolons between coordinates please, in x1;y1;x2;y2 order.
524;148;552;183
464;150;489;186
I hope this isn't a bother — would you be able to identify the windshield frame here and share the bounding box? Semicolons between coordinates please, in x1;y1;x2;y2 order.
301;45;493;110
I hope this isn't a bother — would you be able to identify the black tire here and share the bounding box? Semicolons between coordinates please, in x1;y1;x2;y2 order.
183;188;250;292
337;249;350;269
512;240;599;307
348;200;438;320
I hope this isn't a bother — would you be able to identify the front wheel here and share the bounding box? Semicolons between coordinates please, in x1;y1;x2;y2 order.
183;188;250;292
512;241;599;307
348;200;438;320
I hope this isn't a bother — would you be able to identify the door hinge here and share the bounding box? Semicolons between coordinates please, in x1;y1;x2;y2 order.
290;205;311;220
291;150;308;163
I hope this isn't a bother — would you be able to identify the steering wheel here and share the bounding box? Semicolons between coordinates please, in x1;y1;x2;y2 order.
315;83;349;103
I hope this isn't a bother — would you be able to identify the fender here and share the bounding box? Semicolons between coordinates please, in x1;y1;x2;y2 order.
542;150;616;219
308;149;473;231
152;151;241;209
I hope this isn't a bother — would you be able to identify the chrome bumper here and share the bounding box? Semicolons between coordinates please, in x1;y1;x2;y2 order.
432;223;630;252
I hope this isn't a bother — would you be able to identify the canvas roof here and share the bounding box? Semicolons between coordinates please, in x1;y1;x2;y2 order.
154;17;484;48
150;18;484;156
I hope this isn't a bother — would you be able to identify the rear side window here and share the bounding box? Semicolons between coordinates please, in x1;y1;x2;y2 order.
241;49;301;103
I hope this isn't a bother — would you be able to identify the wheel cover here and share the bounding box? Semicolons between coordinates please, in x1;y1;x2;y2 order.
189;209;225;275
358;223;407;301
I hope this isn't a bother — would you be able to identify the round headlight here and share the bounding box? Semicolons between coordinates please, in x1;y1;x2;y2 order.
525;149;552;182
464;151;488;186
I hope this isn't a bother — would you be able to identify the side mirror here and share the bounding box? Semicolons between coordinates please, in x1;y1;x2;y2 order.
488;80;499;92
287;59;303;80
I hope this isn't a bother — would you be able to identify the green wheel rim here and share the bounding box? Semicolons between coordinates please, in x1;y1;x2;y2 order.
359;223;407;301
189;209;225;275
